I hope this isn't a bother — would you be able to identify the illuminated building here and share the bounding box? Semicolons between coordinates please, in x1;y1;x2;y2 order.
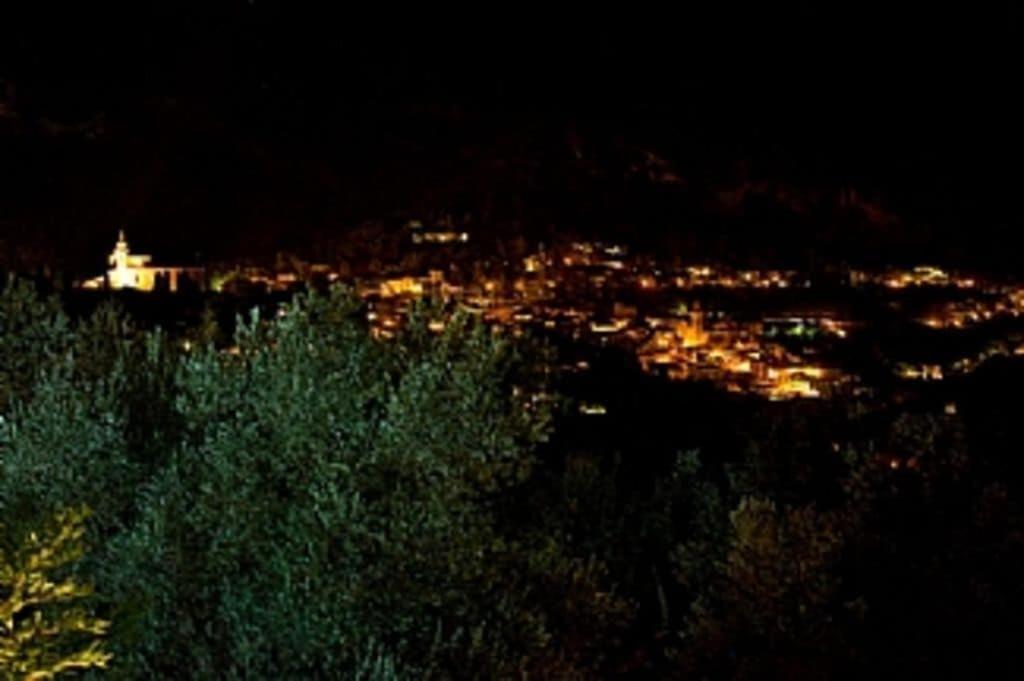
579;402;607;415
379;277;424;298
80;231;204;292
677;304;707;348
897;364;944;381
408;218;469;245
882;265;952;289
589;318;630;334
412;231;469;244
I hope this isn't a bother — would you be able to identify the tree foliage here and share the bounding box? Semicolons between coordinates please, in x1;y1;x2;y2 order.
0;506;111;680
0;276;71;413
0;283;628;678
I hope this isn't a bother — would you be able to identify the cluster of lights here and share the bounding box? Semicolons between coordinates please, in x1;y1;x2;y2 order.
854;265;976;290
80;234;1024;402
636;311;847;400
918;286;1024;330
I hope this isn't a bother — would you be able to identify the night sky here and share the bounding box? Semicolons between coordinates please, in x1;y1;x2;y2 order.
1;4;1021;272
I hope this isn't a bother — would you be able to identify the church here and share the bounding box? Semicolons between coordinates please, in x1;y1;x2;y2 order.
80;231;205;292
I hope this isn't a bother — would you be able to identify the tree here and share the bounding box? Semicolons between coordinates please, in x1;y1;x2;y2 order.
0;286;627;678
0;276;71;413
0;506;111;680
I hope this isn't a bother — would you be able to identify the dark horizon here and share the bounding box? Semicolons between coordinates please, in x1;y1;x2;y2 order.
2;4;1022;272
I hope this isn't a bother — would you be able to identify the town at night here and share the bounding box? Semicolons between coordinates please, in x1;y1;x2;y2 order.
2;5;1023;680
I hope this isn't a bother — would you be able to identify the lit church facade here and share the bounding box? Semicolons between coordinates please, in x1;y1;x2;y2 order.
80;231;205;292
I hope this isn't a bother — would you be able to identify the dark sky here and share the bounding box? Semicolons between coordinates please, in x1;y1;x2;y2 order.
1;4;1022;271
8;5;1019;125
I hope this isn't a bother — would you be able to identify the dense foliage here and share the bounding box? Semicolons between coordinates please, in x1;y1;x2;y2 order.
0;279;631;678
2;276;1024;679
1;506;110;680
